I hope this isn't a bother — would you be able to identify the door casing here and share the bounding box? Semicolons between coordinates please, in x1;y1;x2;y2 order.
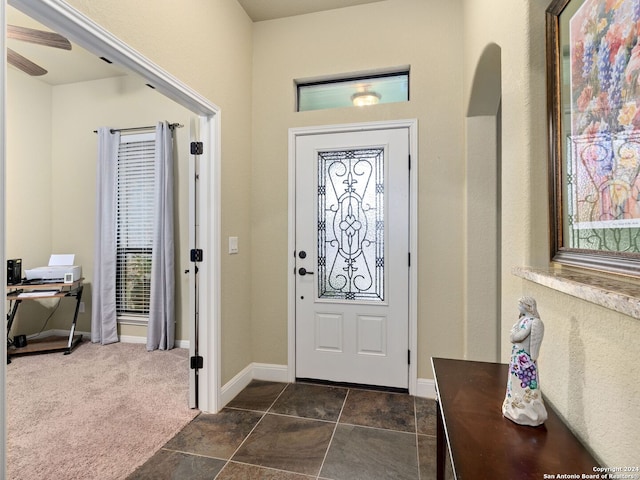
287;119;419;394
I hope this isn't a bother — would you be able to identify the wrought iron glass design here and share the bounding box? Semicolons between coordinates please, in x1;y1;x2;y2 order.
566;131;640;253
317;148;385;301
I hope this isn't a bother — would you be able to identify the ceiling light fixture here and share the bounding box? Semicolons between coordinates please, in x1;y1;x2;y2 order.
351;91;381;107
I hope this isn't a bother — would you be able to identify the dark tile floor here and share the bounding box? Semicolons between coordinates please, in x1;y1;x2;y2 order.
128;380;453;480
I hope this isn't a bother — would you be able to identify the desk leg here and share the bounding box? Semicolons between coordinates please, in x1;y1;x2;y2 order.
436;399;445;480
65;286;83;354
6;299;22;340
6;299;22;363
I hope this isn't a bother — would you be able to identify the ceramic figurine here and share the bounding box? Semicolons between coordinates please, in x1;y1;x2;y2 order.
502;296;548;427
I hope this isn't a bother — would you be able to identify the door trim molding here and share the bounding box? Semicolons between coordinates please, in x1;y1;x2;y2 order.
287;119;418;394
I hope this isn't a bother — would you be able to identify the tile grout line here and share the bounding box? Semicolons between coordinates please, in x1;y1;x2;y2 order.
336;420;418;435
315;387;351;480
261;410;338;425
267;382;291;411
213;383;290;480
227;459;317;479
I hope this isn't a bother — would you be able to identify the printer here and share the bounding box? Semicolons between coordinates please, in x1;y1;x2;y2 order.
24;254;82;283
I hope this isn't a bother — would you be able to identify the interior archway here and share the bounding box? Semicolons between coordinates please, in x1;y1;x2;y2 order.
467;43;502;117
465;43;502;362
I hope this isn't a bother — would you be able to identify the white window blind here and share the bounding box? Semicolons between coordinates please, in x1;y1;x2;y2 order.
116;132;155;318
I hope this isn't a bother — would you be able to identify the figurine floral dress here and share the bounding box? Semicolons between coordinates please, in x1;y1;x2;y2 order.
502;301;548;427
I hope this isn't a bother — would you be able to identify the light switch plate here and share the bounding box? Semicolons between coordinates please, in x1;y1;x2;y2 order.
229;236;239;254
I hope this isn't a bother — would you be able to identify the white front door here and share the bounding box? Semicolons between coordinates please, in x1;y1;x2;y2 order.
295;127;410;389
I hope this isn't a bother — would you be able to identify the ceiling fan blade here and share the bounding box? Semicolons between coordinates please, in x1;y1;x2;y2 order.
8;25;72;50
7;48;47;76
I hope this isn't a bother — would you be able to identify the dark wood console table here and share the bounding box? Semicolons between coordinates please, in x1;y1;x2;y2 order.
432;357;599;479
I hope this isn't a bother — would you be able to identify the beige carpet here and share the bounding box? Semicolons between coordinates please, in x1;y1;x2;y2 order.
6;341;199;480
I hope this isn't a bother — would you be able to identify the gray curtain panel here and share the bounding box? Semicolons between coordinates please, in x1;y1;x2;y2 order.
147;121;176;351
91;127;120;345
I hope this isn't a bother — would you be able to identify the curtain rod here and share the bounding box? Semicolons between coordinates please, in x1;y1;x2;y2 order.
93;122;183;134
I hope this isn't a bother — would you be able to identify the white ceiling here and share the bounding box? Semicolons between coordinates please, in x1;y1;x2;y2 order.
237;0;385;22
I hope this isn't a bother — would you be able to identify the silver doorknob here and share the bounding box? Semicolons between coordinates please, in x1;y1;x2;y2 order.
298;267;315;276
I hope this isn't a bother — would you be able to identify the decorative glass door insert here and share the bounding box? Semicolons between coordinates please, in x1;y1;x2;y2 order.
317;148;385;302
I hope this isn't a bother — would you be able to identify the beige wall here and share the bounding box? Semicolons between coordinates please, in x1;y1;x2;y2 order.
463;0;640;467
6;69;54;337
6;69;52;267
251;0;466;376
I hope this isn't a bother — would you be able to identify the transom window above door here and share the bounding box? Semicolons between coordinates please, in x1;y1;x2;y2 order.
296;69;409;112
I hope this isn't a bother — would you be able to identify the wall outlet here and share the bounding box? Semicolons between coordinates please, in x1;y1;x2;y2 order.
79;302;85;313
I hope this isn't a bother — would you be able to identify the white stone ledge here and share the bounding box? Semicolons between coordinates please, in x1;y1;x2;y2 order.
512;265;640;320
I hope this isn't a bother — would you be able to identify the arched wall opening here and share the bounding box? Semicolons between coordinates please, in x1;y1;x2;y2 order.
465;43;502;362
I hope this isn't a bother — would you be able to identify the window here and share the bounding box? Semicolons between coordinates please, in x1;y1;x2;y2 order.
317;148;385;301
296;70;409;112
116;133;155;320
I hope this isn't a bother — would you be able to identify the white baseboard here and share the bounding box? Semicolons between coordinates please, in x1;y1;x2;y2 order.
119;334;146;344
220;364;254;407
30;329;189;349
20;332;433;402
220;363;288;407
219;363;435;405
416;378;436;399
252;363;289;383
119;334;189;349
34;331;430;399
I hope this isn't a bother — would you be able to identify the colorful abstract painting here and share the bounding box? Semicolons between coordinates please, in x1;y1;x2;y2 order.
569;0;640;229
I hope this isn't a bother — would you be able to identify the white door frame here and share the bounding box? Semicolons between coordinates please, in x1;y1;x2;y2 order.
288;119;419;394
2;0;222;415
1;1;7;474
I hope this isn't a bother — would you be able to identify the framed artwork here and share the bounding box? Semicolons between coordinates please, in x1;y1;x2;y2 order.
547;0;640;275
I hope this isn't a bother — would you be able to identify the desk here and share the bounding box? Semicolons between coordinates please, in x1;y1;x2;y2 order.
432;357;599;479
6;279;83;358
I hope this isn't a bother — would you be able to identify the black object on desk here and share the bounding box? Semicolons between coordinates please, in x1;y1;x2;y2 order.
7;259;22;285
